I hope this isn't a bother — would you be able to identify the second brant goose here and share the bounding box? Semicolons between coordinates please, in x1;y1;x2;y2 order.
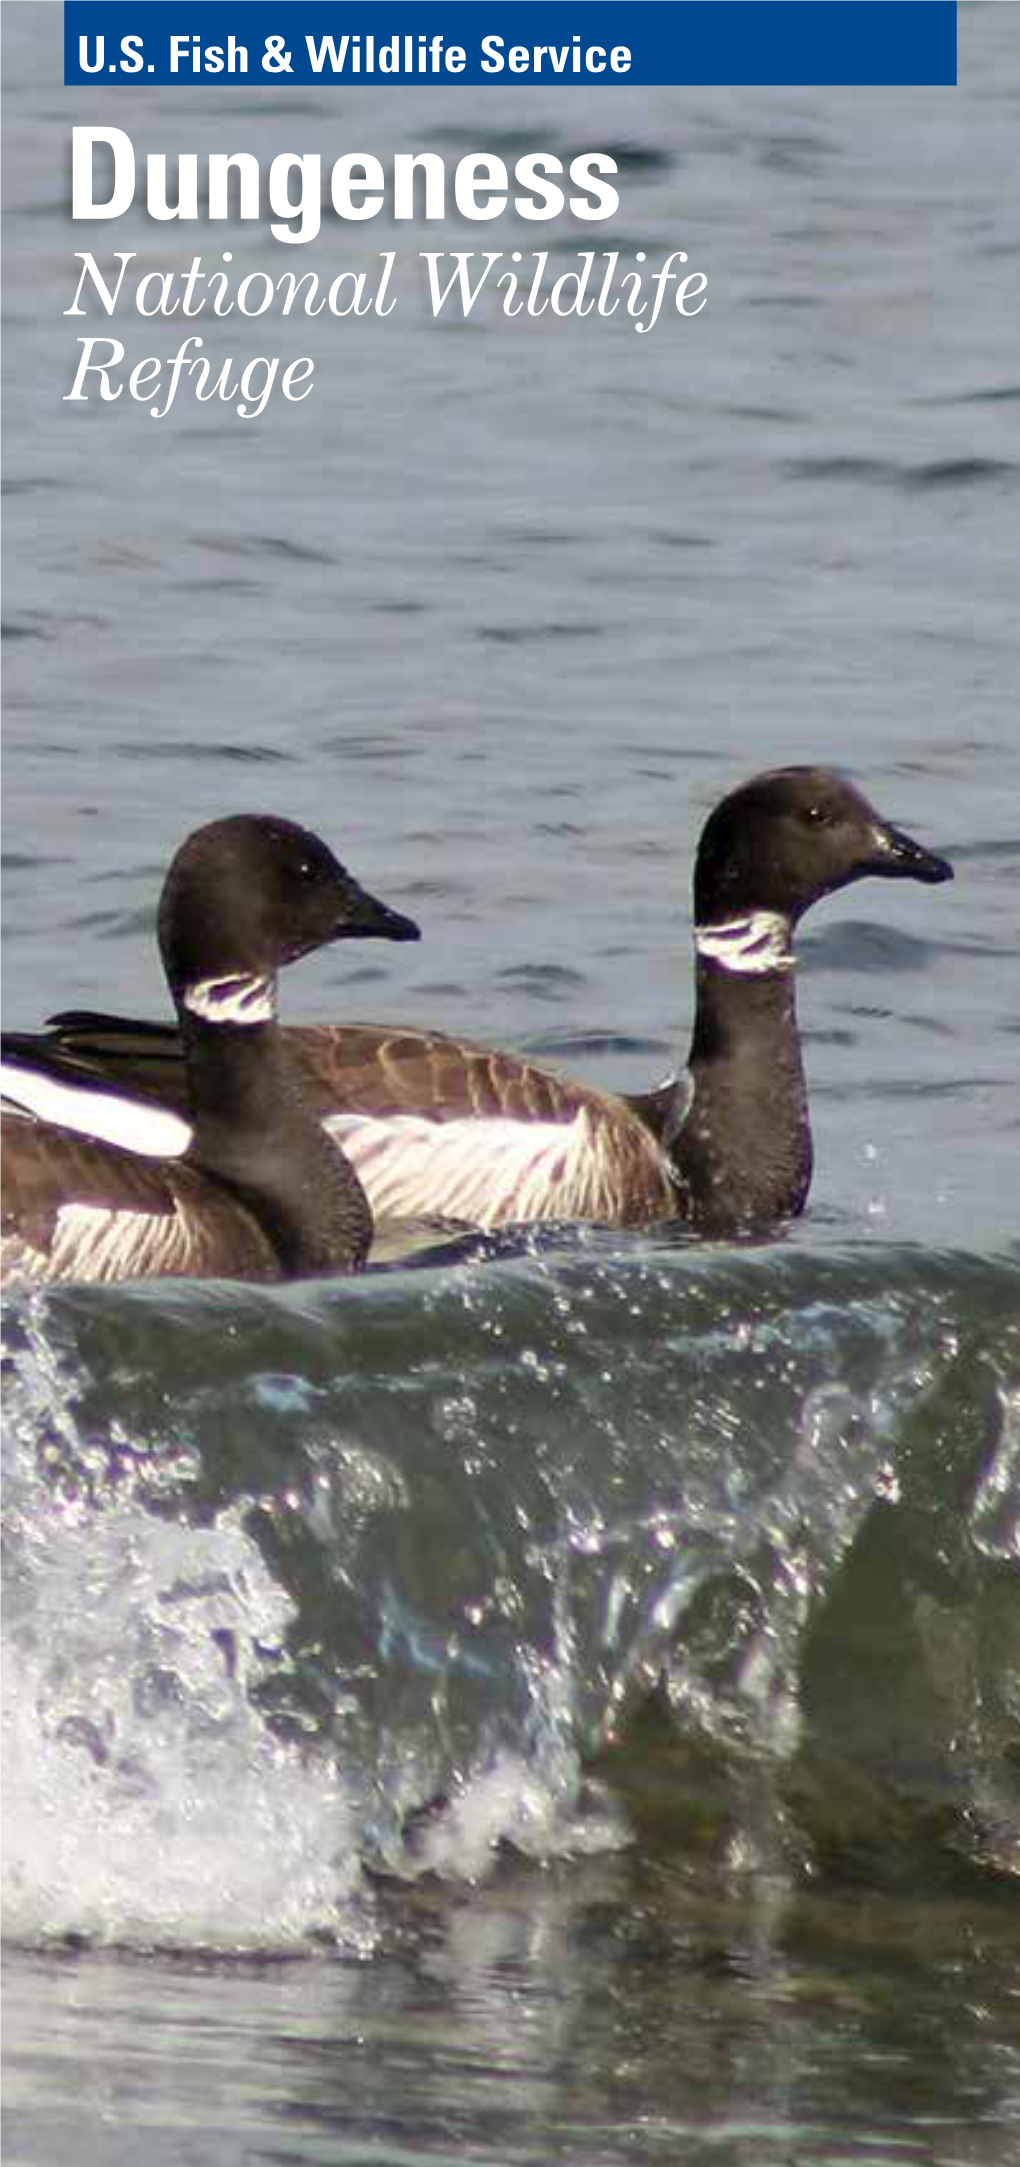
1;815;419;1284
2;771;952;1241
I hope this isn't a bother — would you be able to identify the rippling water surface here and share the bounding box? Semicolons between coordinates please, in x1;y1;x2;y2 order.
3;7;1020;2164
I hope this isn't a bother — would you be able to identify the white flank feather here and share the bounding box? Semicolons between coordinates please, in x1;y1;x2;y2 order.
47;1202;180;1281
326;1106;655;1229
1;1061;191;1159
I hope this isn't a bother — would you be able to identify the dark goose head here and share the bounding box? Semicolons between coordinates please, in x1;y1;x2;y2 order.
157;814;419;1010
693;766;953;929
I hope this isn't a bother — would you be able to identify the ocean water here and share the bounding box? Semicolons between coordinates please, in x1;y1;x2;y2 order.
3;6;1019;2164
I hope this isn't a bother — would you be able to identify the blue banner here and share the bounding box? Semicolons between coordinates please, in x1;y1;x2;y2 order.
64;5;958;90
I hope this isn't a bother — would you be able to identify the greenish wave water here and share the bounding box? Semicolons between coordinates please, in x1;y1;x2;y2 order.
4;1235;1017;1951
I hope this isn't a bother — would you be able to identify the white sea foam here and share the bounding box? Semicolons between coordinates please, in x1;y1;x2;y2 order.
1;1517;371;1952
1;1325;370;1954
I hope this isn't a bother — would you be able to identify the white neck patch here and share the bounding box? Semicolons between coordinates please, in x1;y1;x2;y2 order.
183;972;277;1025
695;911;794;976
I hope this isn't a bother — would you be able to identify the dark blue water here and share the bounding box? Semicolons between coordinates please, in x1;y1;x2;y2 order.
3;7;1019;2163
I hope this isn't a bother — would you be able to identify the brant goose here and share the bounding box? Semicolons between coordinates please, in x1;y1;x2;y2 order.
1;815;419;1285
2;771;952;1241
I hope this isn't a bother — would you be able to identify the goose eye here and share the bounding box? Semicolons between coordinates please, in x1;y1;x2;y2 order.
803;804;832;828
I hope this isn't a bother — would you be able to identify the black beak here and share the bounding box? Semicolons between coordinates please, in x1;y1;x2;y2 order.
868;821;954;886
338;879;421;943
